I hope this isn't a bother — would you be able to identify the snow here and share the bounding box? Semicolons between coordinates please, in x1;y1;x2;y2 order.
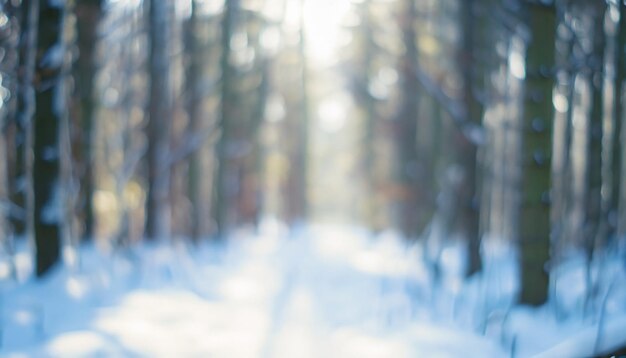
40;181;62;225
1;223;625;357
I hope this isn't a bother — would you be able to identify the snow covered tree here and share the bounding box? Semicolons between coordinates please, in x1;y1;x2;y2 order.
518;0;557;305
33;0;70;277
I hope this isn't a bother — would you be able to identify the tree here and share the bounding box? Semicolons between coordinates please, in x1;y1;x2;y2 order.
288;0;310;225
518;0;557;305
73;0;103;241
184;0;204;241
612;0;626;241
582;1;607;308
395;0;426;239
144;0;173;240
33;0;70;276
0;0;22;270
9;0;38;239
214;0;239;237
456;0;484;276
352;0;380;231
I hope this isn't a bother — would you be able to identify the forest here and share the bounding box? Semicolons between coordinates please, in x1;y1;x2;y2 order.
1;0;626;356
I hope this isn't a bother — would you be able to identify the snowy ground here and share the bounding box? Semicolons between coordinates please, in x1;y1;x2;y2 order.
1;222;625;357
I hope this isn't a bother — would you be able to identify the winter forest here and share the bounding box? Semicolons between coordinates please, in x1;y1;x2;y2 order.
1;0;626;356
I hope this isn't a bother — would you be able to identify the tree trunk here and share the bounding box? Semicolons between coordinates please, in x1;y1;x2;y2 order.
613;1;626;240
458;0;483;276
184;0;203;241
73;0;102;241
214;0;239;237
396;0;428;239
11;0;38;239
519;1;556;306
144;0;173;241
33;0;69;277
359;0;378;231
286;0;310;226
295;0;310;223
584;1;606;250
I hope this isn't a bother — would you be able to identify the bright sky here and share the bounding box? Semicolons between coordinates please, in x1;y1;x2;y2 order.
301;0;352;66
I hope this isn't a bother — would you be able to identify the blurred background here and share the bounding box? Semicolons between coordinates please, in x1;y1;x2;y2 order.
1;0;626;356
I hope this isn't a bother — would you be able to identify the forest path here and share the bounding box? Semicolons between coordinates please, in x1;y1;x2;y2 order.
1;225;506;357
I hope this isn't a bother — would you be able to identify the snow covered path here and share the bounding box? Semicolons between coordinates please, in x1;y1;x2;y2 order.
6;224;623;357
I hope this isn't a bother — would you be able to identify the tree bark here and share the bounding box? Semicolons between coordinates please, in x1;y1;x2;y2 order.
458;0;483;276
395;0;430;239
613;1;626;239
144;0;173;240
519;1;556;306
73;0;102;241
11;0;38;239
214;0;239;237
583;1;606;255
184;0;203;241
33;0;69;277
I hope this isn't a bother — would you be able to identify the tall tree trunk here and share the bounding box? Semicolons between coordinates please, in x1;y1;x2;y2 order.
584;1;606;251
360;0;378;231
33;0;69;277
144;0;173;240
296;0;310;223
519;1;556;305
396;0;426;239
0;0;21;270
458;0;483;276
11;0;38;239
184;0;203;241
214;0;238;237
242;55;269;229
286;0;310;226
613;1;626;240
73;0;102;241
583;1;607;312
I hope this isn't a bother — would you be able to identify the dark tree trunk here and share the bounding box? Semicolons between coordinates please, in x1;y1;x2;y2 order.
518;1;556;306
584;1;606;251
11;0;39;238
458;0;483;276
612;1;626;240
73;0;102;241
33;0;69;277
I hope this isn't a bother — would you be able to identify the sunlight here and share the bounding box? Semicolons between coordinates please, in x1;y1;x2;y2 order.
281;0;351;66
318;93;351;133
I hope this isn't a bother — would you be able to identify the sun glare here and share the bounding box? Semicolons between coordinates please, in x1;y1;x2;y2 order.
301;0;352;66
